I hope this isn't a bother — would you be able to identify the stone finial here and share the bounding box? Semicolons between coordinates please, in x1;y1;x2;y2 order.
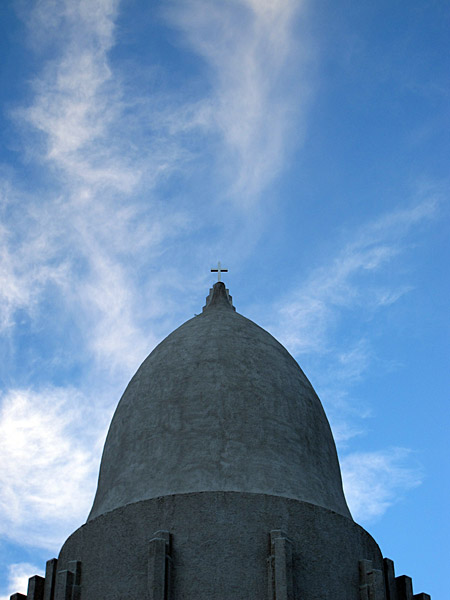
202;281;235;312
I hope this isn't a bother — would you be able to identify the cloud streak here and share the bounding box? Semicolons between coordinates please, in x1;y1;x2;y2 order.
167;0;313;205
3;0;193;377
272;200;437;357
341;448;423;522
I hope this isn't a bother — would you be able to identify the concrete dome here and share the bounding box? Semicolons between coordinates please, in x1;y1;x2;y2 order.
88;282;351;521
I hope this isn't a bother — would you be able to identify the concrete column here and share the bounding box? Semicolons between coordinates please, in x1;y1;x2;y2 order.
67;562;81;600
268;530;294;600
148;530;171;600
55;560;81;600
359;559;386;600
383;558;397;600
396;575;413;600
27;576;45;600
43;559;58;600
55;570;73;600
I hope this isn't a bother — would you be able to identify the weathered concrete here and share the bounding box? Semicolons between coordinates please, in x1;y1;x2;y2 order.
27;575;45;600
89;282;350;521
148;530;171;600
59;492;382;600
397;575;413;600
43;559;58;600
268;530;294;600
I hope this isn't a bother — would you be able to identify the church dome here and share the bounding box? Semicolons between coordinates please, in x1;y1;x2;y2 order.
88;282;351;521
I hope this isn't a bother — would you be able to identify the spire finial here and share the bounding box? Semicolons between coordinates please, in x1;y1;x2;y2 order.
211;261;228;282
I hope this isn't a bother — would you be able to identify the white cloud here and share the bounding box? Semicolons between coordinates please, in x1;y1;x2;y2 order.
167;0;314;205
271;199;436;356
0;206;69;334
0;562;43;600
0;387;101;550
20;0;139;189
0;0;317;378
0;223;33;331
0;0;196;374
341;448;423;522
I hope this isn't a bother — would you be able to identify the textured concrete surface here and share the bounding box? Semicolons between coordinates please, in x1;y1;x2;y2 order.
88;282;350;521
60;492;382;600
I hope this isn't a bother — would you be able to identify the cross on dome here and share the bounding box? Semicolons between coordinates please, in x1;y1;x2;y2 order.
211;261;228;281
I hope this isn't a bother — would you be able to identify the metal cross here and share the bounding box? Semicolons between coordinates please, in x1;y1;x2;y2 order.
211;261;228;281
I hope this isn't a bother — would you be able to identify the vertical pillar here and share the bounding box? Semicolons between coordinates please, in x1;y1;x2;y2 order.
396;575;413;600
384;559;397;600
27;576;45;600
359;559;386;600
148;530;171;600
43;559;58;600
55;570;73;600
67;562;81;600
55;560;81;600
359;560;372;600
267;530;294;600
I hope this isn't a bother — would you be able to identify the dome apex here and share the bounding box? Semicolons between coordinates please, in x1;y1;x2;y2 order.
203;281;235;312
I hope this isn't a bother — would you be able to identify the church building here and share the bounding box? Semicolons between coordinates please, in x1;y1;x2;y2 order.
11;280;430;599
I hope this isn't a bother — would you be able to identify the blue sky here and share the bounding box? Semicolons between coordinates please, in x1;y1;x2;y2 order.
0;0;448;597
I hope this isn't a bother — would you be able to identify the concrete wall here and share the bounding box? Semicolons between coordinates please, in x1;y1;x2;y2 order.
60;492;382;600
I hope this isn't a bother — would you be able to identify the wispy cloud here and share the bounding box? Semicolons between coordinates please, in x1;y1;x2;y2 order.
0;202;69;335
20;0;123;178
341;448;423;522
3;0;193;376
167;0;314;204
1;0;317;378
0;221;35;332
272;200;437;357
0;562;43;600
